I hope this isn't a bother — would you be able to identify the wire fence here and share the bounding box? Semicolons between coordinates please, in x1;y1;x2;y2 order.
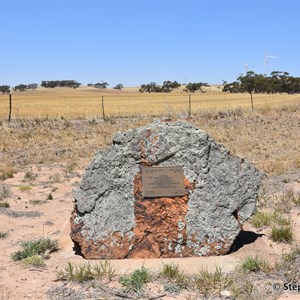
1;92;299;122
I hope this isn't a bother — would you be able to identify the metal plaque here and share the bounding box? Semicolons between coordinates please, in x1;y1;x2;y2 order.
142;166;184;198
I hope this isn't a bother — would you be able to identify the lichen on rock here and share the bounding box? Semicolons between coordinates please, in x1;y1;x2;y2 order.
70;119;264;259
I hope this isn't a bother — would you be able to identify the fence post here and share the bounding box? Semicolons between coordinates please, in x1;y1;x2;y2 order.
188;94;191;118
101;95;106;121
8;94;12;123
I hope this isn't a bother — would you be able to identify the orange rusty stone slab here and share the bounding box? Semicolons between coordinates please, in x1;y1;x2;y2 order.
128;168;194;258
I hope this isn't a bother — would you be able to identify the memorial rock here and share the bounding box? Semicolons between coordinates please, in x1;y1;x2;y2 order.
70;120;264;259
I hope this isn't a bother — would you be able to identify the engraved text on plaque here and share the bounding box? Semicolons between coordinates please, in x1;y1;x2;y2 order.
142;166;184;198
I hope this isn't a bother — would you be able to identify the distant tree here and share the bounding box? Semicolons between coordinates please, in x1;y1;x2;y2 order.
222;80;241;93
139;82;161;93
222;71;300;108
94;81;109;89
139;81;181;93
184;82;209;93
223;70;300;95
139;84;147;93
69;80;81;89
27;83;38;90
113;83;124;90
0;85;10;94
41;81;58;88
161;80;181;93
41;80;81;88
14;84;28;92
237;71;257;109
269;71;297;94
87;83;94;87
286;76;300;94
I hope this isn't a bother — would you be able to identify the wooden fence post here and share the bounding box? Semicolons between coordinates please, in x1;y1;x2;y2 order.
8;94;12;123
102;95;106;121
188;94;191;118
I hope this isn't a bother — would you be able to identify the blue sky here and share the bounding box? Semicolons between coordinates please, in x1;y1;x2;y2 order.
1;0;299;87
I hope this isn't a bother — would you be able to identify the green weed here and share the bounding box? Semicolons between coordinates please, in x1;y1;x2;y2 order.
120;267;151;292
251;210;291;228
283;247;300;263
193;267;230;296
161;263;182;279
250;211;272;228
272;213;291;226
60;262;94;282
271;225;293;243
160;263;187;290
22;255;45;267
0;231;9;239
12;238;59;261
0;201;10;208
18;185;32;191
24;171;38;181
58;261;115;282
240;256;270;273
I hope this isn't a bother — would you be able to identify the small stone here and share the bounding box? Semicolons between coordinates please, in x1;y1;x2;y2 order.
221;290;232;297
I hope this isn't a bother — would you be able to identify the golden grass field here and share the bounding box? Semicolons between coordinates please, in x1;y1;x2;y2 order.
0;86;300;119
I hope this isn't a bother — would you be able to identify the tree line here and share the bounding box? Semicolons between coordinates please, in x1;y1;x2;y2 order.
87;81;109;89
2;71;300;95
41;80;81;89
0;80;126;94
0;80;82;94
139;81;210;93
223;71;300;94
0;83;38;93
0;79;209;94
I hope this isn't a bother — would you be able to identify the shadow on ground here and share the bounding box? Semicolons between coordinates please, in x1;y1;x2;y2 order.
228;230;264;254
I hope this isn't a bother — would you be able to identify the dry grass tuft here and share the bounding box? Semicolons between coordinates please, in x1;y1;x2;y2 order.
58;261;116;283
0;183;10;200
193;267;231;297
0;165;17;180
271;225;294;243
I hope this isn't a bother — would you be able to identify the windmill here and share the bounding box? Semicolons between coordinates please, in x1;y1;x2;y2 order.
264;53;278;76
244;62;250;75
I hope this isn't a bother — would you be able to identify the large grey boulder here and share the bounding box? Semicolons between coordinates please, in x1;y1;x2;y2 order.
70;120;264;259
